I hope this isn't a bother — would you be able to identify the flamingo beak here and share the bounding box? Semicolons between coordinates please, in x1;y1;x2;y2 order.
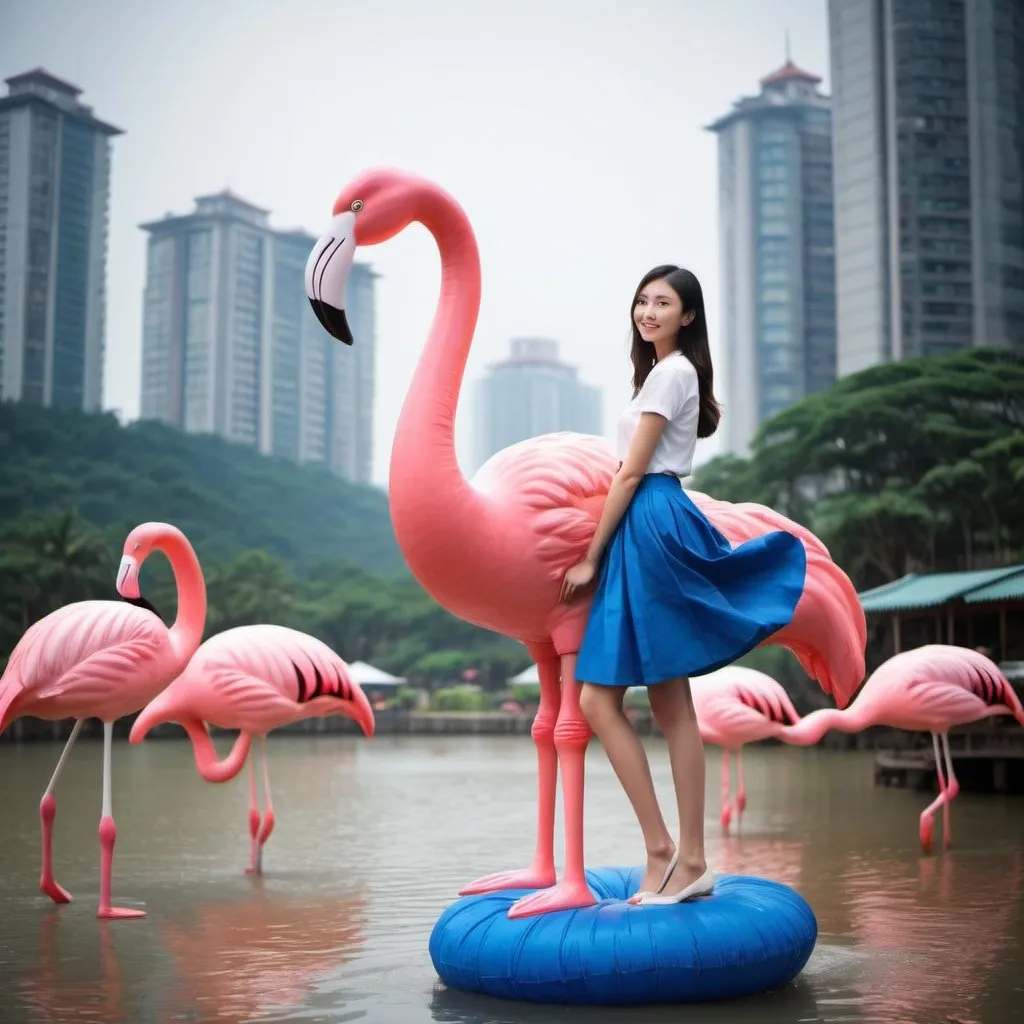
116;555;141;599
305;211;357;345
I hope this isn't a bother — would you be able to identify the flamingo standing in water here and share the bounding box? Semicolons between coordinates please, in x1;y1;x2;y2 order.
785;645;1024;852
0;522;206;919
690;666;803;830
304;168;865;917
129;624;375;874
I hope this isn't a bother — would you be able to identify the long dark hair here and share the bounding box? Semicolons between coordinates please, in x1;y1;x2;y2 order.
629;264;721;438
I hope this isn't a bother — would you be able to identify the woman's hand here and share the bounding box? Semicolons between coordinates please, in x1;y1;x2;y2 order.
560;558;598;604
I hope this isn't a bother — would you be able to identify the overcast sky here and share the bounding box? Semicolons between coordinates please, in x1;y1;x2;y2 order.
2;0;830;486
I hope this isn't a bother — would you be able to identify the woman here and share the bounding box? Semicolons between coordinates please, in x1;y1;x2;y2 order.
559;265;806;906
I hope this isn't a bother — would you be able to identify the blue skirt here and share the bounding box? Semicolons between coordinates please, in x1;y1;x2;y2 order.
576;474;807;687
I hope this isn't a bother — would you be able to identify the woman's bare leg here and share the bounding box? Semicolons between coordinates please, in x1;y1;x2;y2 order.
648;676;708;894
579;682;675;892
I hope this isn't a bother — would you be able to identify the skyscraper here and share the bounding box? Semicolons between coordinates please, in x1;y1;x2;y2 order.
0;69;122;411
829;0;1024;375
707;59;836;457
473;337;602;472
139;192;377;483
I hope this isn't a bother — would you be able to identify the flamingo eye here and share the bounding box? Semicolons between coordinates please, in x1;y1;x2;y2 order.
351;199;363;212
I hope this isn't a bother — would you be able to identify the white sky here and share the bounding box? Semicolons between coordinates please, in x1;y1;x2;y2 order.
2;0;830;486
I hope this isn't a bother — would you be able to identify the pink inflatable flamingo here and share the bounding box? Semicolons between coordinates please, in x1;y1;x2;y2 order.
305;168;865;917
0;522;206;919
786;645;1024;852
690;666;802;831
129;624;375;874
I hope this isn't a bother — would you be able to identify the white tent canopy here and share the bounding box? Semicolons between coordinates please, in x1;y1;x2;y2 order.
347;661;405;687
509;664;539;684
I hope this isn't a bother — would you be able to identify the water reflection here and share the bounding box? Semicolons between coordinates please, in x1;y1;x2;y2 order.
158;882;367;1022
0;737;1021;1024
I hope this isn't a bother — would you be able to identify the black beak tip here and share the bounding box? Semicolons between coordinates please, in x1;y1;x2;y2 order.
310;299;354;345
121;594;161;620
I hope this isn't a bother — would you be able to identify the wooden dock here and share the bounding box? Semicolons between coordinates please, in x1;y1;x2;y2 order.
874;724;1024;794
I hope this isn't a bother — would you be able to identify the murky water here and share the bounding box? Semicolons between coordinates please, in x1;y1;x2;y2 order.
0;734;1021;1023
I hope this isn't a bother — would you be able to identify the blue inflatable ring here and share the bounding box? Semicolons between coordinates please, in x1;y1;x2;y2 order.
429;867;816;1005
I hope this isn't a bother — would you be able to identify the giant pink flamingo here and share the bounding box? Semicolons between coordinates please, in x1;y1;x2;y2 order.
690;665;802;831
786;645;1024;852
129;624;375;874
0;521;206;919
304;167;865;917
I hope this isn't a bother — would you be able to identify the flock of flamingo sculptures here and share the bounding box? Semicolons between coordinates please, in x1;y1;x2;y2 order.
2;168;1022;922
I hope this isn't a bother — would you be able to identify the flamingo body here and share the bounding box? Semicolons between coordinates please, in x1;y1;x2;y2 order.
130;624;374;874
0;521;207;918
691;666;801;829
2;601;175;727
305;167;866;917
787;645;1024;852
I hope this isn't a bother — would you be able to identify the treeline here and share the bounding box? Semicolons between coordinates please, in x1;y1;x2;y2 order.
690;348;1024;591
0;507;531;686
0;399;406;577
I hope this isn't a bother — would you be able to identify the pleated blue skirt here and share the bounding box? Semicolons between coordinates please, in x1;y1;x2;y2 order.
576;474;807;687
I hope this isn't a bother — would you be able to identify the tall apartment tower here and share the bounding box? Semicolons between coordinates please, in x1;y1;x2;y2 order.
707;59;836;457
139;192;377;483
0;69;122;411
473;337;602;472
829;0;1024;375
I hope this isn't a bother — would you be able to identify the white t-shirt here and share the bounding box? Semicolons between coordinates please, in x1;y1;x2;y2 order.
616;350;700;477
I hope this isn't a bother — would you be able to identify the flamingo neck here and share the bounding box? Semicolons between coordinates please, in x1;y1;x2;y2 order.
784;705;869;746
160;531;207;666
182;718;251;782
388;183;492;579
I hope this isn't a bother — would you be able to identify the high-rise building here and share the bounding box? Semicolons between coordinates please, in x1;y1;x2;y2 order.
0;69;122;411
473;337;602;472
829;0;1024;376
138;191;377;483
706;59;836;456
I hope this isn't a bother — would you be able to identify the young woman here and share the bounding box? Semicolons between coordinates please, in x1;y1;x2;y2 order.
559;265;807;906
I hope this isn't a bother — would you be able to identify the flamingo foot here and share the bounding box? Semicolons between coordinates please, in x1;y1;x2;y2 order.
720;804;732;832
458;864;557;896
40;876;73;904
97;816;145;921
507;876;597;919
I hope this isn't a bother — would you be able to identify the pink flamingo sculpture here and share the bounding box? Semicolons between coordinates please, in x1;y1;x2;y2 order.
786;645;1024;852
305;167;865;917
129;624;375;874
0;522;206;919
690;666;802;831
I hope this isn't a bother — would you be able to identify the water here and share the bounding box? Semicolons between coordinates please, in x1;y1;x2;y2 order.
0;734;1021;1024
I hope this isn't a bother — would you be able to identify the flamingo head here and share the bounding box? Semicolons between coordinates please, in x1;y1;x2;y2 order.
305;168;425;344
117;521;174;600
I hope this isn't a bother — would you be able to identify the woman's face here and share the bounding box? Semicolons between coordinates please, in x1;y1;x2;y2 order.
633;278;692;347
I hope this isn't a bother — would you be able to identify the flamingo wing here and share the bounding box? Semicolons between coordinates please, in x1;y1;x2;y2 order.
9;601;164;704
192;625;367;726
472;432;617;580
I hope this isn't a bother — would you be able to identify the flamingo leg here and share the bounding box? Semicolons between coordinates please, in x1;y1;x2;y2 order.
508;652;597;919
97;720;145;919
254;736;275;874
736;747;747;817
39;718;84;903
245;745;261;875
940;732;958;851
720;749;732;831
920;732;949;855
459;654;560;895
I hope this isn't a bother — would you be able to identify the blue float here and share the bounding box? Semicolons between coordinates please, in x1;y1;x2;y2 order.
429;867;816;1006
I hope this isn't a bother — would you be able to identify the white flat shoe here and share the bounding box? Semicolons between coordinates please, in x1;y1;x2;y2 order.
628;849;679;902
634;866;716;906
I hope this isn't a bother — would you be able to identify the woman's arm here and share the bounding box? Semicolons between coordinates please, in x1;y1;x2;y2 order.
559;412;667;603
